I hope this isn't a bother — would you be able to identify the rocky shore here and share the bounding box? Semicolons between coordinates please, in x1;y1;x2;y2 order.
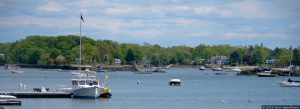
238;68;300;76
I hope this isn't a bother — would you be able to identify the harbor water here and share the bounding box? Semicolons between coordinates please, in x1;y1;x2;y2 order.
0;67;300;109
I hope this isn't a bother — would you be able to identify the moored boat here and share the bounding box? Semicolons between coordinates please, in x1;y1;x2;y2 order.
11;70;24;74
199;66;205;70
71;75;111;98
212;67;222;71
0;95;17;99
257;71;276;77
279;80;300;87
169;79;181;86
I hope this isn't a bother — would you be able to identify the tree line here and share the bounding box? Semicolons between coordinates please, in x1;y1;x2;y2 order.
0;35;299;67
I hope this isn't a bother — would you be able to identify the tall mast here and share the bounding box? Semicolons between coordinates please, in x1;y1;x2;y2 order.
289;45;292;77
79;13;82;71
290;48;292;66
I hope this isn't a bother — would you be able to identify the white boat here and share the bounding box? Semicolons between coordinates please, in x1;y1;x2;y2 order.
212;67;222;71
199;66;205;70
257;71;276;77
279;65;300;87
83;68;96;73
11;70;24;74
71;77;102;98
70;14;111;98
279;80;300;87
231;68;241;72
10;66;24;74
165;64;173;69
0;95;17;99
169;79;181;86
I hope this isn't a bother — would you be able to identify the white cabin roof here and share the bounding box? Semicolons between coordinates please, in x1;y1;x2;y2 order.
170;79;181;82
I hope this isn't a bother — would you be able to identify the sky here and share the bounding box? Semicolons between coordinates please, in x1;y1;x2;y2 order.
0;0;300;49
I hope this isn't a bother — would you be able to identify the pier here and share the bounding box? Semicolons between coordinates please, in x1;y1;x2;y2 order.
0;92;72;98
0;100;21;105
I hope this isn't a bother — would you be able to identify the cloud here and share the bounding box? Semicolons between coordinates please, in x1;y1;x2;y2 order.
193;6;218;15
105;7;134;15
80;0;105;4
289;23;300;29
223;32;287;40
226;0;298;19
38;1;64;12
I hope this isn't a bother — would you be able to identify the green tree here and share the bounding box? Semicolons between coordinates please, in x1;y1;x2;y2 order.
125;48;135;64
229;51;240;65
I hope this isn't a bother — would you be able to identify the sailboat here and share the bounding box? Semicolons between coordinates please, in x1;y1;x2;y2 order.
11;52;24;74
279;65;300;87
70;13;111;98
279;48;300;87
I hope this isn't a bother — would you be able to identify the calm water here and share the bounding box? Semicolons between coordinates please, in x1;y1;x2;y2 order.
1;67;300;109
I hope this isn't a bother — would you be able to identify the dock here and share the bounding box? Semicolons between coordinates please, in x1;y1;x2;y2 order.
0;92;72;98
0;100;21;105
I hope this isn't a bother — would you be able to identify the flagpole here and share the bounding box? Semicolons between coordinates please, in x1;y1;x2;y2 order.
79;13;82;71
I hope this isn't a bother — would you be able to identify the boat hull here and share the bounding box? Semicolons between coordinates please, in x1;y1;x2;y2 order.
257;73;276;77
279;81;300;87
0;95;17;99
72;87;101;98
11;70;24;74
212;68;222;71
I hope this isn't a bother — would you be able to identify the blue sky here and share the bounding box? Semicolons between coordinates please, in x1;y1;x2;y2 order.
0;0;300;48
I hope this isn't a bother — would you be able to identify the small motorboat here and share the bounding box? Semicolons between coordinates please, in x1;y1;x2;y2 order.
212;67;222;71
199;66;206;70
257;71;276;77
11;70;24;74
231;68;241;72
0;95;17;99
169;79;181;86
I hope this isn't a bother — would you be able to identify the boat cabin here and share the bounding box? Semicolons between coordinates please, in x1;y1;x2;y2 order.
71;79;99;88
169;79;181;86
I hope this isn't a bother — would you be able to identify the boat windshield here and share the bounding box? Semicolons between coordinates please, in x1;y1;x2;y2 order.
86;80;98;86
79;81;86;85
92;81;98;85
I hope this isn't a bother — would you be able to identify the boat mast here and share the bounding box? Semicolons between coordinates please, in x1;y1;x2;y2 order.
79;13;82;71
289;45;293;77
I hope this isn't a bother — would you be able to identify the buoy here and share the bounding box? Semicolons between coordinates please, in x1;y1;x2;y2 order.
103;88;110;93
137;81;140;84
221;100;225;103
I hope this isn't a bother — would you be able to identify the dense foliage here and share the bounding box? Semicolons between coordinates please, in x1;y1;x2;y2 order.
0;35;299;67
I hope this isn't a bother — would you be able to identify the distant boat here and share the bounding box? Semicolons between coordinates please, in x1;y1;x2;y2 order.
231;68;241;72
226;67;241;72
169;79;181;86
83;68;96;73
165;64;173;69
11;70;24;74
257;71;276;77
279;79;300;87
212;67;222;71
279;65;300;87
0;95;17;99
10;66;23;74
151;67;166;73
199;66;205;70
